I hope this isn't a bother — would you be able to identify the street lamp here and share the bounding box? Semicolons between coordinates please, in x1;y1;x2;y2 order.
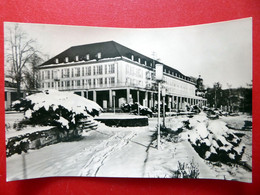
112;91;116;114
156;64;163;150
162;88;166;127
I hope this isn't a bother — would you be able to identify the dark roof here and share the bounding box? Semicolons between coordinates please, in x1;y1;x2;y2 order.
41;41;189;79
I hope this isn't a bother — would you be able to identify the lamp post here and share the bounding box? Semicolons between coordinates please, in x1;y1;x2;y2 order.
162;88;166;127
137;88;140;115
156;64;163;150
112;91;116;114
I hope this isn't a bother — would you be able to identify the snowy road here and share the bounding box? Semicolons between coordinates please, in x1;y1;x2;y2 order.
6;114;252;182
6;123;154;181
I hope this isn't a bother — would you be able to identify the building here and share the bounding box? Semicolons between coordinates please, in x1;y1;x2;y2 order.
38;41;206;111
4;81;26;110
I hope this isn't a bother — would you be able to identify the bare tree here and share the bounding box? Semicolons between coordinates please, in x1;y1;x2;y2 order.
213;82;222;108
5;24;38;98
23;54;43;92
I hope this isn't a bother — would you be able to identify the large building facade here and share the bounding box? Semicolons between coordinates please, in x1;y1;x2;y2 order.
38;41;206;111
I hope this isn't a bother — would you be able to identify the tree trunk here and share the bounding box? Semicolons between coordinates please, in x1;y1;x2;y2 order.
16;79;22;99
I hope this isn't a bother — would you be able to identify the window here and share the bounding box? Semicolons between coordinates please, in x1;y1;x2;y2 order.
42;71;44;80
75;67;80;77
98;78;103;85
138;58;141;63
97;65;102;75
61;81;64;87
65;57;69;63
97;52;101;59
71;68;74;77
93;79;96;86
82;67;84;76
55;58;59;63
46;70;50;79
71;80;74;87
87;79;91;87
93;66;96;75
66;81;70;87
86;54;90;60
144;61;147;66
105;64;107;74
105;78;107;84
110;77;115;84
75;56;79;61
82;79;84;86
131;55;134;61
76;80;80;86
111;64;115;73
51;82;54;88
87;66;91;75
108;64;115;74
66;69;70;77
51;70;54;79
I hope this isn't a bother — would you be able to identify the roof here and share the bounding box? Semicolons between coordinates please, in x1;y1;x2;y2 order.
40;41;188;79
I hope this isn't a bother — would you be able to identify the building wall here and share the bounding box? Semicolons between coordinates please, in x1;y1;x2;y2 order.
39;57;206;109
39;59;118;91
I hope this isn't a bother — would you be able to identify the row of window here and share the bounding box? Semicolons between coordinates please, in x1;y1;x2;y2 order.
130;55;155;68
40;64;115;80
126;64;143;78
41;77;115;88
55;53;101;64
125;77;144;87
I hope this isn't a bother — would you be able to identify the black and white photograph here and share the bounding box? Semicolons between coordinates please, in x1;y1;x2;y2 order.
4;18;252;182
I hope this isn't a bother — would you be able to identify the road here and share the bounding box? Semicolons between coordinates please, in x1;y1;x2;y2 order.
6;123;154;181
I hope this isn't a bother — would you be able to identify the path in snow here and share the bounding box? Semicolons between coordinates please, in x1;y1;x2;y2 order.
6;113;251;182
6;124;152;180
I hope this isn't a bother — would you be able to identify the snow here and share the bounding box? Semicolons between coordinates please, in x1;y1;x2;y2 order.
5;112;54;139
12;90;102;130
95;113;147;119
13;90;102;117
57;117;69;129
6;112;252;182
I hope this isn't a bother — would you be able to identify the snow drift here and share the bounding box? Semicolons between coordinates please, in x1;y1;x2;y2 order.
12;90;102;131
187;113;245;163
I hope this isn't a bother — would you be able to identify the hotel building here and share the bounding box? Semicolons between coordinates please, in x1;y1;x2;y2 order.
38;41;206;110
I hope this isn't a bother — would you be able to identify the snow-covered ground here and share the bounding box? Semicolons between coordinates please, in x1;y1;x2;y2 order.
6;112;252;182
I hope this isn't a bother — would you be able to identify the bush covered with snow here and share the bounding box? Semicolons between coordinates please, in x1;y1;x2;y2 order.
12;90;102;133
187;114;245;164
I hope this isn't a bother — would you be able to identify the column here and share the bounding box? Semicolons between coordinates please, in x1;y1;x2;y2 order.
126;88;130;104
93;90;97;102
144;91;148;107
176;96;179;110
6;91;11;110
137;90;140;105
109;89;113;108
85;90;88;99
151;92;154;108
179;97;182;110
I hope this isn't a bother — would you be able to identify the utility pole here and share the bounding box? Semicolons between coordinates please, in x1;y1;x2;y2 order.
157;82;161;149
112;91;116;114
156;64;163;150
162;88;166;127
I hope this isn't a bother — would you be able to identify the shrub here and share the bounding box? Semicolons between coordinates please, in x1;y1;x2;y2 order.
12;90;102;134
172;159;200;179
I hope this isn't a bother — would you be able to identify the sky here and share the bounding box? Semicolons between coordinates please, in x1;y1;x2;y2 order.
4;18;252;89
